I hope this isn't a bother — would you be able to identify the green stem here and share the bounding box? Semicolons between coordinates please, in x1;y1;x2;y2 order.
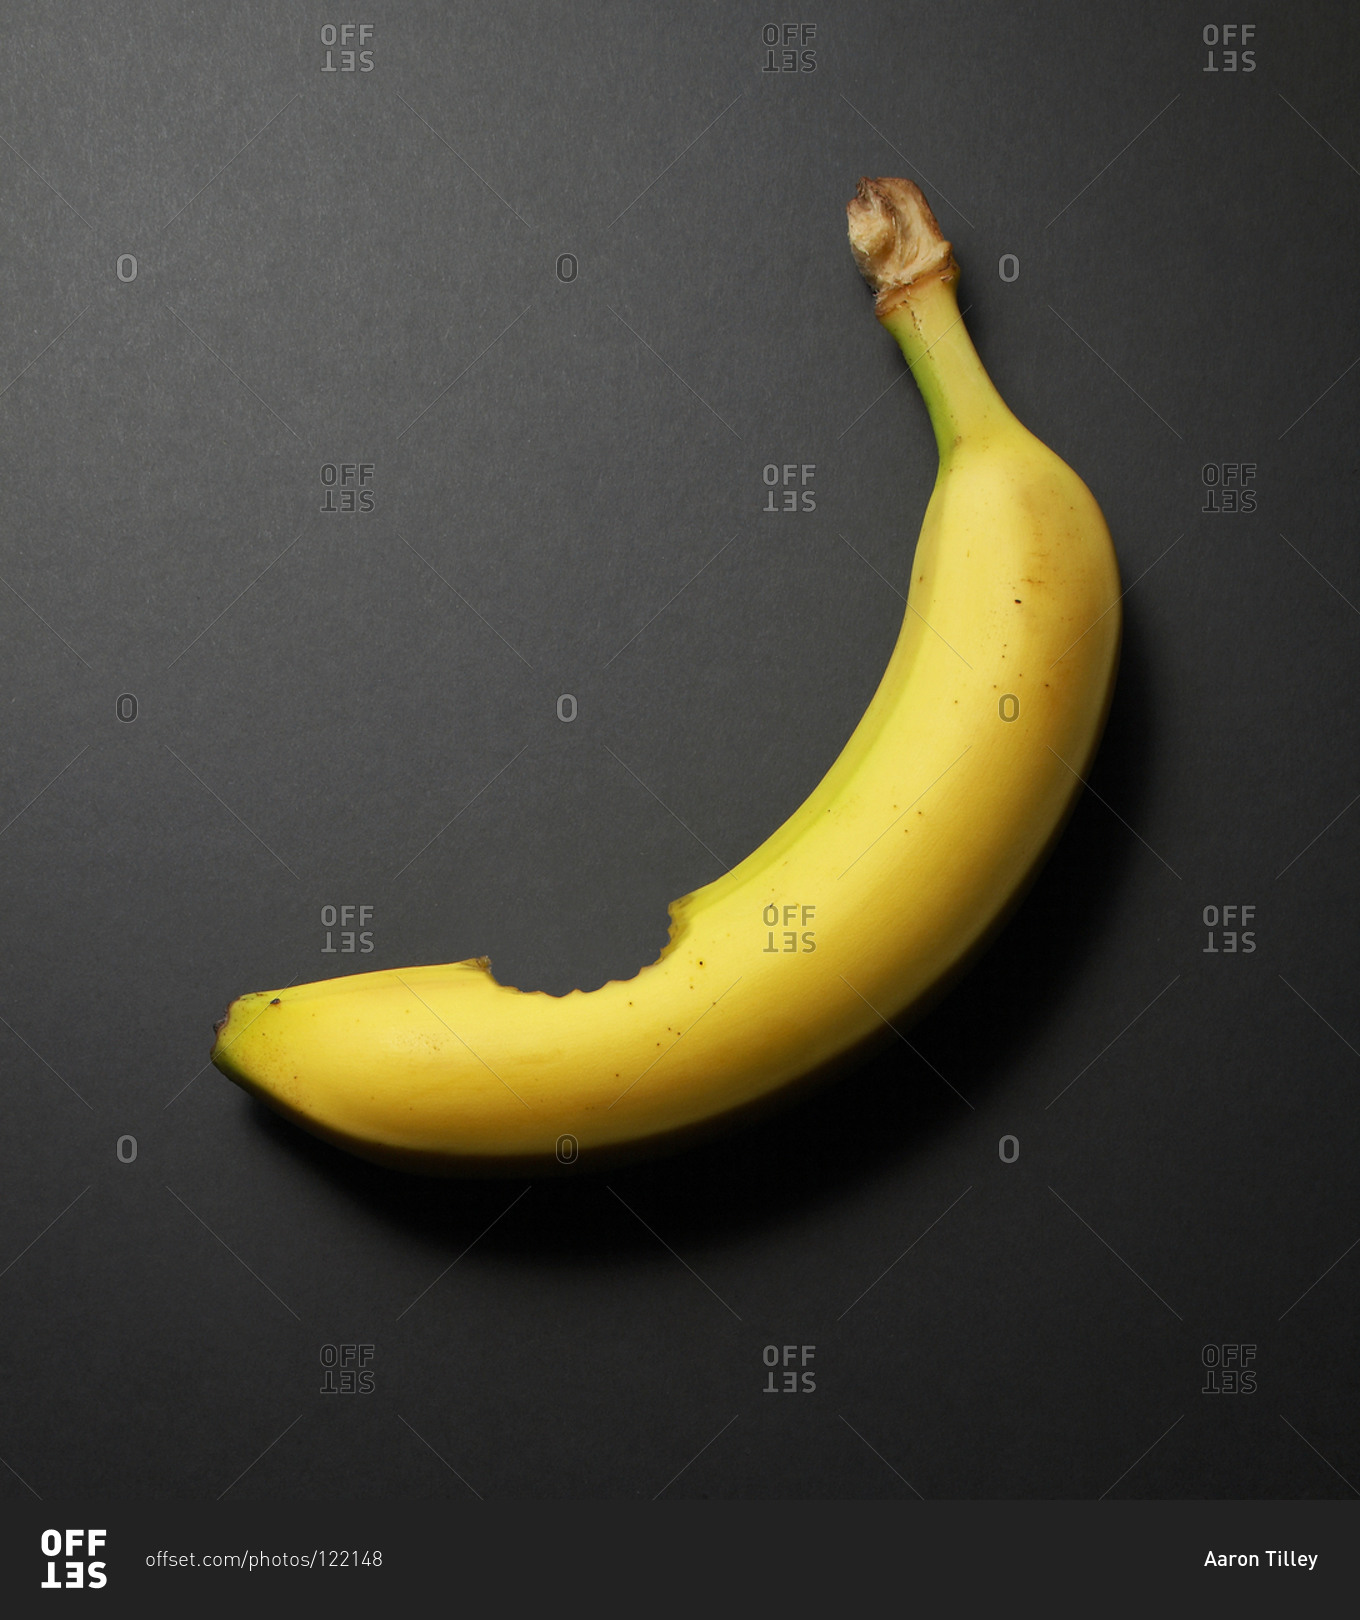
845;178;1015;462
880;275;1015;462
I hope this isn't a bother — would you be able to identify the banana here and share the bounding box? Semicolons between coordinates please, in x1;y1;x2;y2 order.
212;178;1121;1174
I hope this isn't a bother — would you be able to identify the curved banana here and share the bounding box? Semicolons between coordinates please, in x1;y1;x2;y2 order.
212;178;1121;1174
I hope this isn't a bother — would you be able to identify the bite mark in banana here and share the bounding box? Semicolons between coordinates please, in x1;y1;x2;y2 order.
212;179;1121;1174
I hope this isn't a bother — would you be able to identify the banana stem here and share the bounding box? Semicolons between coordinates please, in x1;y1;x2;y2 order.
847;177;1016;461
880;276;1014;461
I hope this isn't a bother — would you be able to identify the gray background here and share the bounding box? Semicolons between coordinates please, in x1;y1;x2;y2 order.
0;0;1356;1501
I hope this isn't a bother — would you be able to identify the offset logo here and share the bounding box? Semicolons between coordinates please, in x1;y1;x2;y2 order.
761;24;817;72
762;463;816;512
1201;462;1257;513
320;1343;376;1393
320;24;375;72
763;1344;816;1393
1202;1344;1257;1394
319;463;375;511
762;904;817;953
40;1529;107;1589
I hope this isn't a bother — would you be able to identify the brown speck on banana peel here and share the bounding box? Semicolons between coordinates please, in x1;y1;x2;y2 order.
846;177;959;317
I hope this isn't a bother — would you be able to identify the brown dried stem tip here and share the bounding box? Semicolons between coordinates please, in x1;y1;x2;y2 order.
846;177;958;317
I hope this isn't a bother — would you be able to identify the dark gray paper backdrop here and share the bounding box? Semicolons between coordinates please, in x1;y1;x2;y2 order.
0;1;1356;1501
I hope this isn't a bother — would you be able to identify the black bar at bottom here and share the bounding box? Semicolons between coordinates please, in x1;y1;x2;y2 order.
1;1500;1355;1615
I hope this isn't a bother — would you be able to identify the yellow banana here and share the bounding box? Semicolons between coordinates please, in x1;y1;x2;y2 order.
212;178;1121;1174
